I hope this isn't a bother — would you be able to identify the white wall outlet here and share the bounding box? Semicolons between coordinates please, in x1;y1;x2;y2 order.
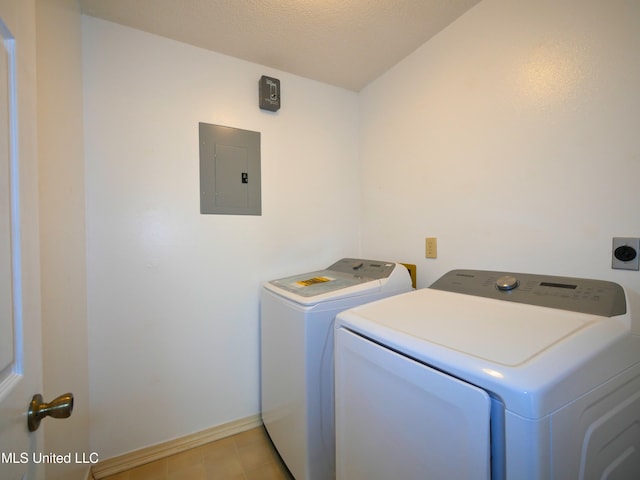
612;237;640;270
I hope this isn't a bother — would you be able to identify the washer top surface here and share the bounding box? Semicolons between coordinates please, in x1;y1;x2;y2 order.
265;258;407;305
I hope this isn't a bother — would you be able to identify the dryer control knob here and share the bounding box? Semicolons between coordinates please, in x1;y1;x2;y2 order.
496;275;519;291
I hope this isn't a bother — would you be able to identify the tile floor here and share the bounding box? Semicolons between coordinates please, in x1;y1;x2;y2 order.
102;427;293;480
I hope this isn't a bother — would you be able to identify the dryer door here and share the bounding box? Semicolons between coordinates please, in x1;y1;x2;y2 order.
335;328;491;480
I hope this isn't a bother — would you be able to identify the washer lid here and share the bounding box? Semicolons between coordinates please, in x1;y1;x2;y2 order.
268;269;373;298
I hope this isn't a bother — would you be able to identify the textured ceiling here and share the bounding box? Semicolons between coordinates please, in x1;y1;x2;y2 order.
79;0;481;91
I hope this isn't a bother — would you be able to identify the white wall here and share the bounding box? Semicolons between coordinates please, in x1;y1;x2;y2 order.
36;1;90;479
359;0;640;293
82;17;360;458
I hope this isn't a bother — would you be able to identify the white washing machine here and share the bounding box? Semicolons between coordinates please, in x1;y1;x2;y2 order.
335;269;640;479
261;258;413;480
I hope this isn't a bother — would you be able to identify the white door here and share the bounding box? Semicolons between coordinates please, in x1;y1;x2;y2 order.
335;327;491;480
0;1;44;478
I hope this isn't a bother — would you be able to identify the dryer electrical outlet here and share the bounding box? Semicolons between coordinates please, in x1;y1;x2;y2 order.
612;237;640;270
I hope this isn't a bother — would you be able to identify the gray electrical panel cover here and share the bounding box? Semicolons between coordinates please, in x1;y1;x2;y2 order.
199;122;261;215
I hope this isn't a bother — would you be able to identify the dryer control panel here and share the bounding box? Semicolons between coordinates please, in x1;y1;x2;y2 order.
430;269;626;317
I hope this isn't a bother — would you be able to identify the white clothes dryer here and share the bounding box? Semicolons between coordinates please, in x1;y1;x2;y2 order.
261;258;413;480
335;269;640;480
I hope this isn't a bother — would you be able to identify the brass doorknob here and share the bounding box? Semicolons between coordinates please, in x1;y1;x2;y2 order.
27;393;74;432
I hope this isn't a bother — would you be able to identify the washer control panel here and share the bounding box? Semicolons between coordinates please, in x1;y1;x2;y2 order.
327;258;397;279
268;258;400;298
430;269;626;317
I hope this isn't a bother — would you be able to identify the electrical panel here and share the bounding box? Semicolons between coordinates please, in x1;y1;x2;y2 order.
199;122;261;215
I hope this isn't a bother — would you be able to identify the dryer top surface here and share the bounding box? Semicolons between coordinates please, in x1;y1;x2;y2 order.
336;270;638;418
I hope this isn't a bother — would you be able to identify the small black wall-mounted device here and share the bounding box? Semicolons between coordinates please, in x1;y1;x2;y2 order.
259;75;281;112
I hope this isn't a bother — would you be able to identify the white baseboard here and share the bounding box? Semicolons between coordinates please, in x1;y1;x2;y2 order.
91;415;263;479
